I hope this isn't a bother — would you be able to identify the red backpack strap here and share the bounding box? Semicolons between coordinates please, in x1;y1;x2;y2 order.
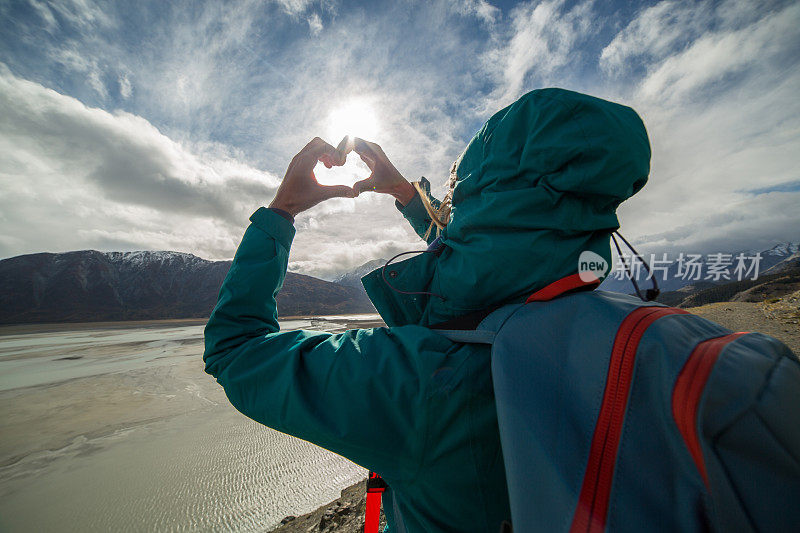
364;471;387;533
526;273;600;303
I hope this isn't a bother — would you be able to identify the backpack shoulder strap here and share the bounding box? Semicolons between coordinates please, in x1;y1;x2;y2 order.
433;303;524;344
431;273;602;343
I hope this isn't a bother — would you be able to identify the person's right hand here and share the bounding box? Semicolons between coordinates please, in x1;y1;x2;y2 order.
350;137;416;205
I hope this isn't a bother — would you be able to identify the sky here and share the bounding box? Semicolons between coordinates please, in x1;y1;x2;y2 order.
0;0;798;280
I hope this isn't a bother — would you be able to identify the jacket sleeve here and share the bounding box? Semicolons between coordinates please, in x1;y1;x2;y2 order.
396;177;441;245
203;207;458;482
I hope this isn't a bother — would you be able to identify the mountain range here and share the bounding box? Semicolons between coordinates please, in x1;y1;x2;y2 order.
336;243;800;308
1;242;796;325
0;250;374;325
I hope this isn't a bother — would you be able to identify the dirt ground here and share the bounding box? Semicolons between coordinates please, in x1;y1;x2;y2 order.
687;289;800;354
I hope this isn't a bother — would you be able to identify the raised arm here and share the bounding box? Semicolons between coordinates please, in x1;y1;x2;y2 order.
203;138;459;480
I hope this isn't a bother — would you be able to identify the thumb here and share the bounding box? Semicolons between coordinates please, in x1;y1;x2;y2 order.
353;176;376;195
319;184;356;200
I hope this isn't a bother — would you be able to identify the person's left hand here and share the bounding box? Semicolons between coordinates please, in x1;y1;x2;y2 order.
269;137;356;216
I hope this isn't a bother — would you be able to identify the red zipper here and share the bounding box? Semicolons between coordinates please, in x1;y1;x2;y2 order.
672;332;747;487
570;306;689;533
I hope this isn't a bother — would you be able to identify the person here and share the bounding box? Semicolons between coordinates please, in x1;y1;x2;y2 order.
203;88;651;532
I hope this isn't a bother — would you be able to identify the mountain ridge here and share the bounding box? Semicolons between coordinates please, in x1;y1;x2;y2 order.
0;250;375;325
333;258;388;288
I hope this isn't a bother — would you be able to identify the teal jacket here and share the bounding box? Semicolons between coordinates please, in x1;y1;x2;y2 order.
203;204;511;532
204;89;650;532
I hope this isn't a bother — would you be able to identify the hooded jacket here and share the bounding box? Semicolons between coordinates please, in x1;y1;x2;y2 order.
203;88;650;532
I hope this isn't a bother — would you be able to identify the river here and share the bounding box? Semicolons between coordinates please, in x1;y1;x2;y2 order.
0;316;383;532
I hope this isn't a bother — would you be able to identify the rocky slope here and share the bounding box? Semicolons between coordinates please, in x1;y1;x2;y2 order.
270;479;384;533
0;250;375;324
656;262;800;308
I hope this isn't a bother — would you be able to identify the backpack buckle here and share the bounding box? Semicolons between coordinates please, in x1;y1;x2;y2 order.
367;472;387;493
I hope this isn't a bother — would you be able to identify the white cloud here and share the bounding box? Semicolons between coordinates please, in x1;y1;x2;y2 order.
275;0;315;16
2;0;798;280
454;0;500;25
43;0;115;30
635;3;800;104
29;0;59;32
631;191;800;255
606;0;800;254
599;0;713;75
479;0;597;110
0;66;279;260
118;74;132;99
307;12;323;35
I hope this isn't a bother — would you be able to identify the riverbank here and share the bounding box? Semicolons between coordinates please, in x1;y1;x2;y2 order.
0;315;385;336
270;479;385;533
0;315;383;532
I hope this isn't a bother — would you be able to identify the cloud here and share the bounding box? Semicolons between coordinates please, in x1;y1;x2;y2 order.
634;3;800;104
599;0;713;75
307;12;323;35
1;0;798;281
275;0;315;16
607;0;800;254
454;0;500;26
480;0;596;109
118;74;132;99
632;191;800;255
49;46;109;98
0;65;279;260
39;0;115;31
28;0;58;32
746;180;800;195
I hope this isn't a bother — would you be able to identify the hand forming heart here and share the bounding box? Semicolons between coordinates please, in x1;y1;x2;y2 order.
334;136;416;205
269;136;416;216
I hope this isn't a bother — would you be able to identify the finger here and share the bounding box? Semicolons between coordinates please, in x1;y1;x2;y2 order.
330;136;352;166
354;137;386;158
357;152;375;169
352;137;378;161
319;184;356;200
297;137;337;172
353;176;376;195
334;136;353;164
319;153;334;168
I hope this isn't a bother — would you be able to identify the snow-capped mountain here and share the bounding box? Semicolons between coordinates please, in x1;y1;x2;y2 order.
763;242;800;257
104;250;208;268
0;250;374;324
333;258;389;288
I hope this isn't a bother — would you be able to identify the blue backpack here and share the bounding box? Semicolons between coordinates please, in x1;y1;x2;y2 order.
436;288;800;532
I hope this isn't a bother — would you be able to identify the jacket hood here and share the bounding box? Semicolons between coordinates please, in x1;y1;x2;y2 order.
363;88;650;327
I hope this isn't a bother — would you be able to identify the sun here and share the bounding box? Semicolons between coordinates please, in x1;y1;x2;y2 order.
314;98;382;187
326;98;381;143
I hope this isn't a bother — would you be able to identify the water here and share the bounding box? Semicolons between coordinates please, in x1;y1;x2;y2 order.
0;316;382;532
